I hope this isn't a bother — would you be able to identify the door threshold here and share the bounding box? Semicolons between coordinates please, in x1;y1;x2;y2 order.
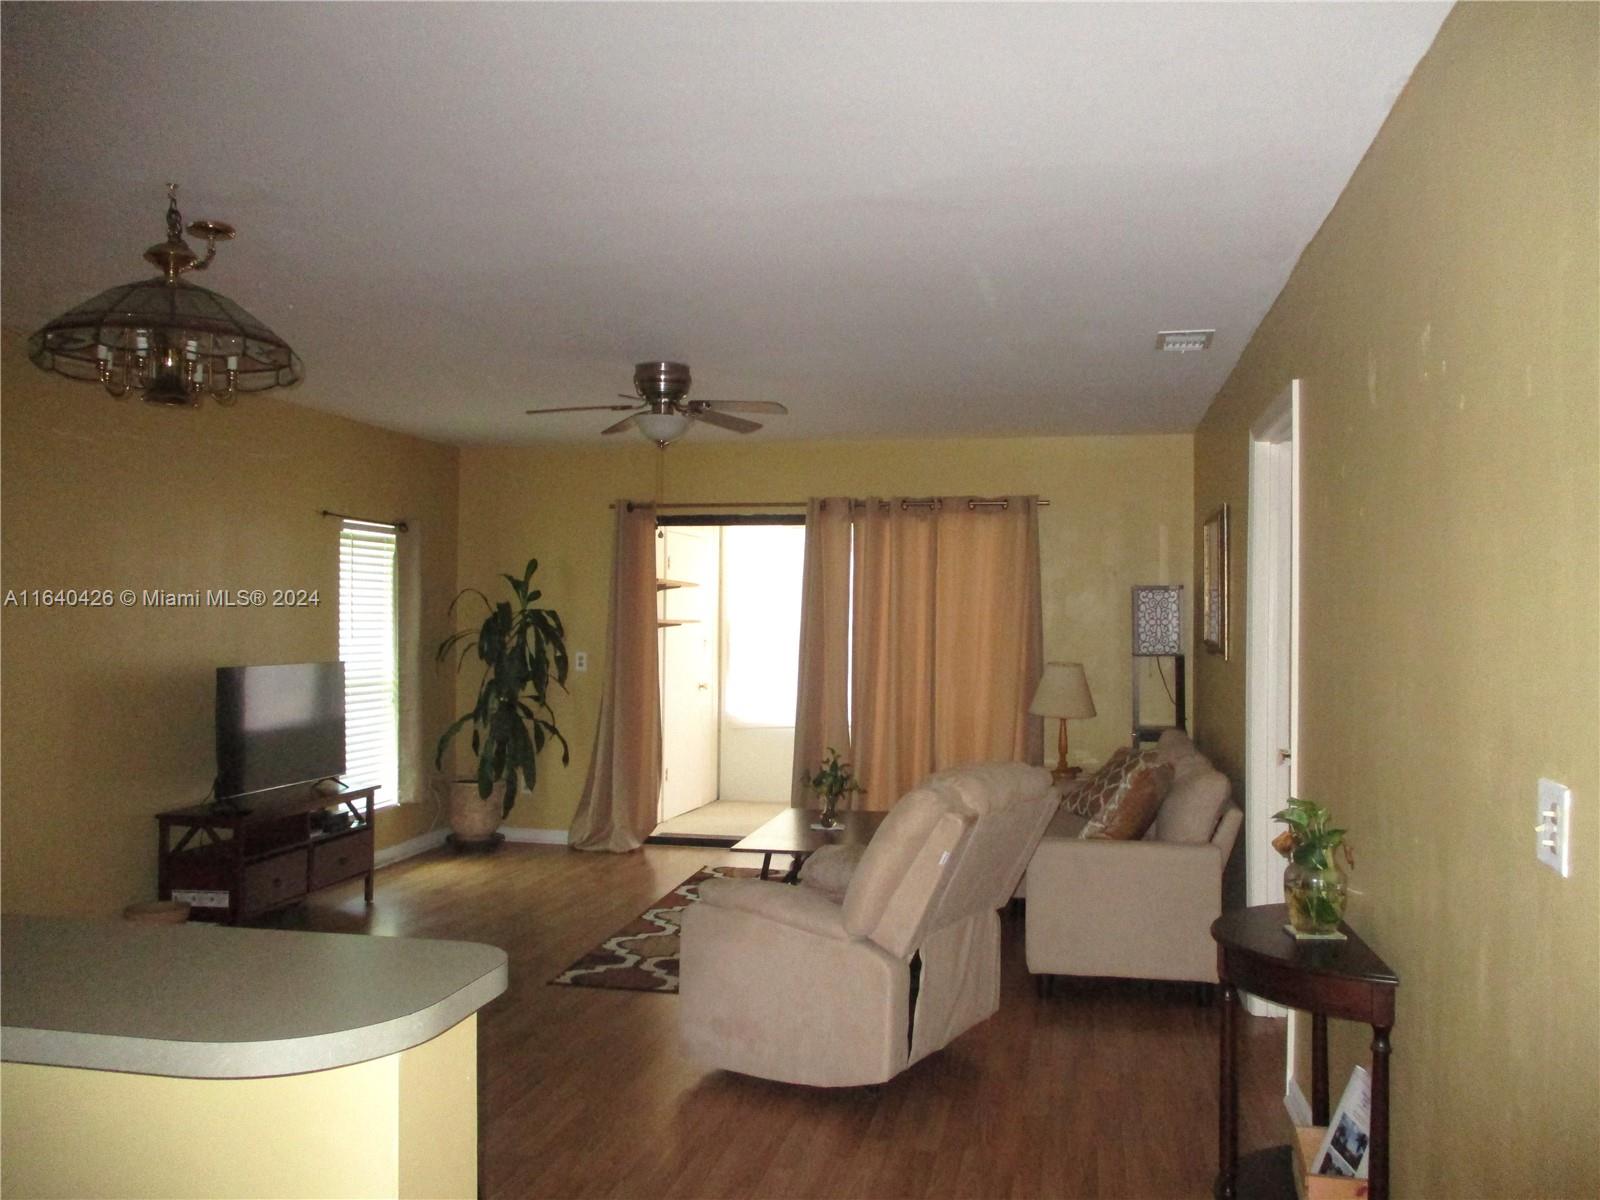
644;833;742;848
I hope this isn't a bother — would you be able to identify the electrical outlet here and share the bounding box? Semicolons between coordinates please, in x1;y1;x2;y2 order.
1535;778;1572;878
574;650;588;673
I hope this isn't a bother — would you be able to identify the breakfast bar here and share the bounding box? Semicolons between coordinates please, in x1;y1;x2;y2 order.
1;915;508;1199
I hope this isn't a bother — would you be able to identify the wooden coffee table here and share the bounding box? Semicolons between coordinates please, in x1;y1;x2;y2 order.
732;808;886;881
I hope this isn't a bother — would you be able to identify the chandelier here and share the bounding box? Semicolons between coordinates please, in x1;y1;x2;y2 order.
27;185;303;407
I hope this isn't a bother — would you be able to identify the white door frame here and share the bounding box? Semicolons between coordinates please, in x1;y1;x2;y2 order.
1244;380;1301;1030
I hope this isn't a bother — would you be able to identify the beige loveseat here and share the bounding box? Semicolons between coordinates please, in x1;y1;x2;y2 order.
1024;730;1240;985
679;762;1056;1087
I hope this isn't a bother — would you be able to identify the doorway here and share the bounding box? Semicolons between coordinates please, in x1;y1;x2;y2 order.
650;518;806;843
1245;382;1300;1045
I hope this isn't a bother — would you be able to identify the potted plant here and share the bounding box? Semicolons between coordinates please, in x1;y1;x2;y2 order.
809;747;864;828
435;557;570;846
1271;797;1355;935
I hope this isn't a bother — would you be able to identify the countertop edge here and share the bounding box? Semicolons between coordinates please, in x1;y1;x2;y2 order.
2;956;508;1079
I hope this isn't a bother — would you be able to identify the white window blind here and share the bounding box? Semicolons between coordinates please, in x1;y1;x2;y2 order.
339;521;399;806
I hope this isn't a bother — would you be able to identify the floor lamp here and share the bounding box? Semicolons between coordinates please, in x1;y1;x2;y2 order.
1030;662;1096;780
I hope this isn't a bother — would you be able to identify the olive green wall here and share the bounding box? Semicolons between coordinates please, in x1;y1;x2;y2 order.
0;329;460;916
1192;5;1598;1195
454;434;1194;833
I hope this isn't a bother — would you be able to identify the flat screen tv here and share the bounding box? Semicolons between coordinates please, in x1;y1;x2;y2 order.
215;662;346;803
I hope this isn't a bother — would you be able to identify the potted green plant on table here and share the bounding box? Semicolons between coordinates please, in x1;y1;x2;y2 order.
1271;797;1355;936
809;747;865;829
436;557;570;848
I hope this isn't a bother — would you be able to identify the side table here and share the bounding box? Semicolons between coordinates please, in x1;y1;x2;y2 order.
1212;904;1399;1200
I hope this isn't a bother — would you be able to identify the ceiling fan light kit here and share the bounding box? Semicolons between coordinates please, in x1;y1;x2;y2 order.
27;185;303;408
635;411;693;444
526;360;788;446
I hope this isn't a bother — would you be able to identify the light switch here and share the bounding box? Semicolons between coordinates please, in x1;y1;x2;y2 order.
1535;778;1573;878
574;650;588;673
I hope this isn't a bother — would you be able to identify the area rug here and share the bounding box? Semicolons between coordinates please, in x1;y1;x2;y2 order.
550;865;764;994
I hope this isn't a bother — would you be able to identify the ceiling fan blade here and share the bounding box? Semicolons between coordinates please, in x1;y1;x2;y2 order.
601;414;641;435
696;400;789;415
689;408;762;434
525;403;640;415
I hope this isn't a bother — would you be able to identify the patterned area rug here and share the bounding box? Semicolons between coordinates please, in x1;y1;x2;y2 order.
550;865;764;994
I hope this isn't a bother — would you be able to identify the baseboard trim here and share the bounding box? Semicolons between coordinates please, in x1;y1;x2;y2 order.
1284;1077;1313;1128
501;827;570;846
375;827;449;868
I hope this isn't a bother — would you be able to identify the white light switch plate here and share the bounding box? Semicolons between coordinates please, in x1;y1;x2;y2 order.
1536;778;1572;878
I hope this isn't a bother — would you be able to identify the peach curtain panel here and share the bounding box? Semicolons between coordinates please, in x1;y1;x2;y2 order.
794;496;1044;811
790;498;854;806
851;501;938;807
569;502;661;851
928;498;1043;772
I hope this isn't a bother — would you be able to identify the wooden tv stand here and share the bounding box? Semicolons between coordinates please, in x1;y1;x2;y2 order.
156;784;377;924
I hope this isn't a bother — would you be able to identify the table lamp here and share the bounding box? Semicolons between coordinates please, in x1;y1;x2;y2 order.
1030;662;1096;780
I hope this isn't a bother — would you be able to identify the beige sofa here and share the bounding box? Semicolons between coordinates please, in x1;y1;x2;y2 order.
679;762;1056;1087
1024;730;1240;985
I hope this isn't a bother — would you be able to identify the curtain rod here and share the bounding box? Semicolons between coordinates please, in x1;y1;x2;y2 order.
320;509;410;532
618;497;1049;511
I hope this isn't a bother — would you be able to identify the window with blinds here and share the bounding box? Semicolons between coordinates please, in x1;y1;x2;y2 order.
339;521;399;806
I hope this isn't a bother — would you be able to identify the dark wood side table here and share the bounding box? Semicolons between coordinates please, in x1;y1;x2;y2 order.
1212;904;1399;1200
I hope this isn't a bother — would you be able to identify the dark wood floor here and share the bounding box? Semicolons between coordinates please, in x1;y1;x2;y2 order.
285;842;1290;1199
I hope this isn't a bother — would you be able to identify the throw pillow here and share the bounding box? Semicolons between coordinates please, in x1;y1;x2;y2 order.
1079;751;1175;840
1151;770;1230;844
1062;746;1133;817
797;843;865;896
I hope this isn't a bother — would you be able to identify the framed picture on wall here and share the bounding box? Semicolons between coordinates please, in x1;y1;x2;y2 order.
1202;504;1230;659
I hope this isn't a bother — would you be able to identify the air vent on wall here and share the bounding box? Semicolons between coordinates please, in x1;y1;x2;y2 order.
1155;330;1215;353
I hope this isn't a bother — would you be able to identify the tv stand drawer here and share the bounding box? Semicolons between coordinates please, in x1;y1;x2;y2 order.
242;850;309;915
310;829;373;891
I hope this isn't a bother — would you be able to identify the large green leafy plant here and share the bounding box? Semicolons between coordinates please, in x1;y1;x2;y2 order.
435;558;570;817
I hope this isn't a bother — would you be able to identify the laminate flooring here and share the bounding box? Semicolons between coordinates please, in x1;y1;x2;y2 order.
285;842;1290;1199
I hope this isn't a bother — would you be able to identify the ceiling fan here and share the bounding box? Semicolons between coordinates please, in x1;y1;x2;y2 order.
525;361;788;445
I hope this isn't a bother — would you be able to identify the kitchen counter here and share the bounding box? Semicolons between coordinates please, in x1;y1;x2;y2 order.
1;915;508;1199
2;915;507;1078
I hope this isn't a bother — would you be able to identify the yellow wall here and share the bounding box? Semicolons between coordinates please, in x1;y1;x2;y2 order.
0;329;460;916
455;433;1193;832
1192;5;1598;1195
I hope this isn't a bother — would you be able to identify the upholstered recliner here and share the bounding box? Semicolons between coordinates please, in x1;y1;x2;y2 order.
679;763;1056;1087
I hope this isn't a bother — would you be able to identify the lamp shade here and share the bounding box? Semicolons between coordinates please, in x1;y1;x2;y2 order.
1029;661;1096;719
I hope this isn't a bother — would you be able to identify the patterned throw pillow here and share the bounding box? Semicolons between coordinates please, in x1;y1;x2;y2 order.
1062;746;1133;818
1078;749;1175;840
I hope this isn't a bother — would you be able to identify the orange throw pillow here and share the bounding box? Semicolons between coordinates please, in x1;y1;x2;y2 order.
1080;751;1174;840
1063;746;1133;817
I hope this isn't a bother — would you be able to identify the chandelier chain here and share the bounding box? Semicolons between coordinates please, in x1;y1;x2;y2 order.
165;183;183;240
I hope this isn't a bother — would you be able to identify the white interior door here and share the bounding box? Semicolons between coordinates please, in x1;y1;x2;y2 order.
1245;383;1301;1024
657;527;720;822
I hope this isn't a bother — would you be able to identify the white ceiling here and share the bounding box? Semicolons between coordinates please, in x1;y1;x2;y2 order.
1;2;1450;446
